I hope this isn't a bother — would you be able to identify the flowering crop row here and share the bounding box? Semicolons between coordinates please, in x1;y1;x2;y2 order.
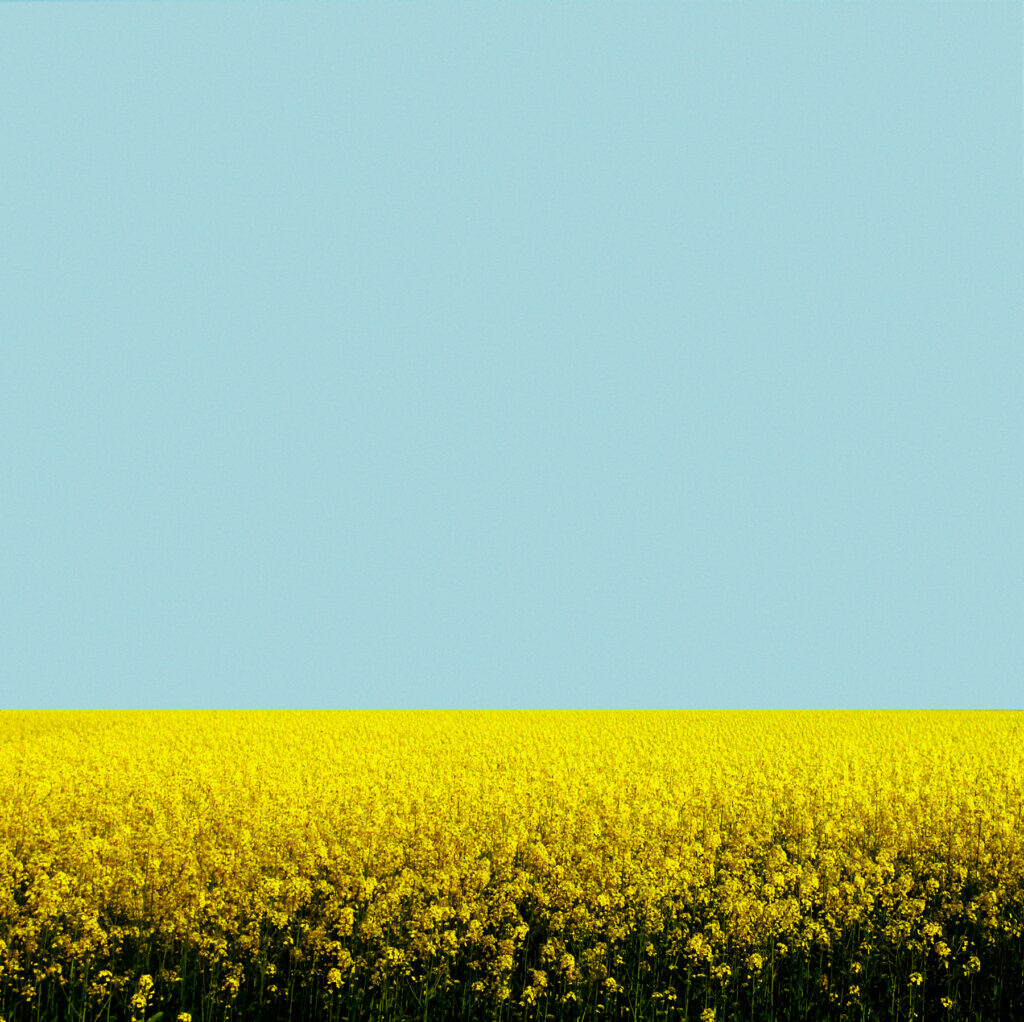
1;711;1022;1021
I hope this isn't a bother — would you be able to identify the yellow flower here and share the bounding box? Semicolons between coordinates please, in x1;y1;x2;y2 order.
1;710;1020;1022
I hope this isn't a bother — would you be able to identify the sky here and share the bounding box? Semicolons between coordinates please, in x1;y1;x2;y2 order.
1;4;1022;711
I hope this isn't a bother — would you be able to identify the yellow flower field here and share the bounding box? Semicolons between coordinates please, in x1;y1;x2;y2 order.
1;711;1022;1022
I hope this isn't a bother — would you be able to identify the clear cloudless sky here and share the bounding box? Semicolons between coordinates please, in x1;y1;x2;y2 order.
1;4;1022;710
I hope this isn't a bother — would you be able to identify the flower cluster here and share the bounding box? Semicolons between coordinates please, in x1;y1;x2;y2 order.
0;711;1021;1021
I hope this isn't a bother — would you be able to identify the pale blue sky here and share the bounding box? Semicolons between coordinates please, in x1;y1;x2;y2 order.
2;5;1022;710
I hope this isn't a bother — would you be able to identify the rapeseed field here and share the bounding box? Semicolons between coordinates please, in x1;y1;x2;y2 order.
0;711;1021;1022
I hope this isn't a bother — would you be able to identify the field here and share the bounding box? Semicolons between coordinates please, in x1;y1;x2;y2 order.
1;711;1022;1022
